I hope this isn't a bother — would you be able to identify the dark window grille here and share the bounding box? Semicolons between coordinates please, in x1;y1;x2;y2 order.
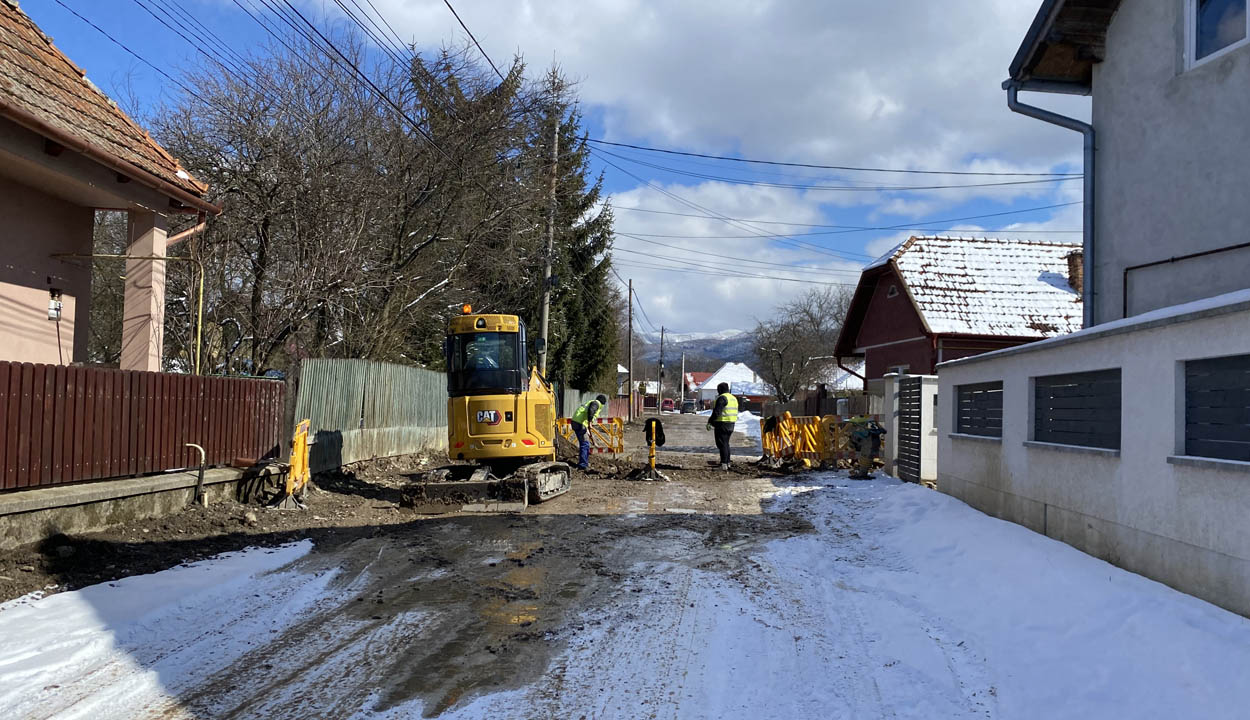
956;381;1003;437
1185;353;1250;461
1033;370;1121;449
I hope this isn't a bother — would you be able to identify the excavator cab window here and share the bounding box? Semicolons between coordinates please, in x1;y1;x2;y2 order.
446;322;528;396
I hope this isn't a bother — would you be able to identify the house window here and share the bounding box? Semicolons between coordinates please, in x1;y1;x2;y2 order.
1188;0;1249;66
1033;369;1121;449
887;285;900;298
1184;353;1250;461
956;381;1003;438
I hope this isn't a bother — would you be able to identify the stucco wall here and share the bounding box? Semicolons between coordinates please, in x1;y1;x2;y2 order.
937;299;1250;616
0;175;93;364
1093;1;1250;323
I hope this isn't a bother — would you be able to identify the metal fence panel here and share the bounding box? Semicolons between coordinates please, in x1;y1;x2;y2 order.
1185;353;1250;461
0;360;284;492
897;376;923;482
1033;369;1121;449
295;359;448;471
956;381;1003;437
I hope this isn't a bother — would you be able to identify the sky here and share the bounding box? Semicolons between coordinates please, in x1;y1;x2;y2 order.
22;0;1091;342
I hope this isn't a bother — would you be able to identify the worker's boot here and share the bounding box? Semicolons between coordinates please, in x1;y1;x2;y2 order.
720;462;731;471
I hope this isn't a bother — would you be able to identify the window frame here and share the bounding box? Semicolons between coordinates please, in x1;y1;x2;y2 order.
1186;0;1250;70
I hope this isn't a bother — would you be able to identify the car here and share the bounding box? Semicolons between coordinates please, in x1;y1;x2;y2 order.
661;398;675;412
680;400;696;414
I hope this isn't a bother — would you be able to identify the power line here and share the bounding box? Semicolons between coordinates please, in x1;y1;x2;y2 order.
615;233;863;276
441;0;505;80
594;146;1078;193
585;138;1082;178
614;259;855;287
591;148;873;262
48;0;211;106
611;201;1081;228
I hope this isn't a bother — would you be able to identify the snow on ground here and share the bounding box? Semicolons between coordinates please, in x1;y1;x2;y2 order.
5;478;1250;718
0;542;317;719
696;408;762;440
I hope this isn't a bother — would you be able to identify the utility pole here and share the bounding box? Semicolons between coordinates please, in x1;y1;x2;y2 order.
680;352;686;406
537;103;560;376
658;326;665;414
627;279;633;422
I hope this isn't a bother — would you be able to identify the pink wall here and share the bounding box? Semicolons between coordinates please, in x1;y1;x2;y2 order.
0;175;94;364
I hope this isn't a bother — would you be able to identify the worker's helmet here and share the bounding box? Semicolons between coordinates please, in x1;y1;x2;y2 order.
596;394;608;404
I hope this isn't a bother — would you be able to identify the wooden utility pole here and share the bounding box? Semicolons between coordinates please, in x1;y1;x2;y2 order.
537;107;560;376
680;352;686;406
627;279;634;422
658;326;665;414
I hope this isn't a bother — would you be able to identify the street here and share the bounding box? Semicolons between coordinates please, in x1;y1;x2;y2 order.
4;461;1249;719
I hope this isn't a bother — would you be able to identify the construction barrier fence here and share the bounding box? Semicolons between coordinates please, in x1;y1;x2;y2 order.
760;412;882;468
557;417;625;454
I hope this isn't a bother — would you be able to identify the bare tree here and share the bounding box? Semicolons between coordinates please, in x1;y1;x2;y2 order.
752;286;854;402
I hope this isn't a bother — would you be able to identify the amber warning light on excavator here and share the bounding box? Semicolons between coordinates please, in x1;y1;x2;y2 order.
461;303;472;314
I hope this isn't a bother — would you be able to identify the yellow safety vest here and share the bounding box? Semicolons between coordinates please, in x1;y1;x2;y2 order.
714;392;738;423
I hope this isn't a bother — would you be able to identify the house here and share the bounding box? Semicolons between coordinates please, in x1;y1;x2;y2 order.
938;0;1250;617
0;1;219;370
834;235;1083;384
698;362;771;410
683;371;713;397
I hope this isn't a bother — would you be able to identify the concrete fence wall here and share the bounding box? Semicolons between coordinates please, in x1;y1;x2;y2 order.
936;296;1250;616
294;359;447;472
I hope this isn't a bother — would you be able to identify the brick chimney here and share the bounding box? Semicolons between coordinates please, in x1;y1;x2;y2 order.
1066;249;1084;298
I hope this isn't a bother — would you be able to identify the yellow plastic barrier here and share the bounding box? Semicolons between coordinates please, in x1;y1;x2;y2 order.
557;416;625;454
761;413;882;468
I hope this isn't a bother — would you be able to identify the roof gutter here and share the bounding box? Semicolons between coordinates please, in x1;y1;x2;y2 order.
0;97;222;216
1004;80;1094;327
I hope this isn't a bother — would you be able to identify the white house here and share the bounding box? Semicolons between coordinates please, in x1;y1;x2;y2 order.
697;362;770;402
938;0;1250;617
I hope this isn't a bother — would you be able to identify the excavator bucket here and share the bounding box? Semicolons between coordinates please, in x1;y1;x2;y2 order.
401;462;570;514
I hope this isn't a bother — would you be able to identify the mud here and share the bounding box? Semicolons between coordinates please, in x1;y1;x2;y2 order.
164;507;814;718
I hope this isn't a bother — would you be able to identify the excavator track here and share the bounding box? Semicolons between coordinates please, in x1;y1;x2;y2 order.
401;461;570;514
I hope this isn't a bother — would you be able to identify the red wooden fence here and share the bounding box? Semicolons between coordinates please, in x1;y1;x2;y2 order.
0;361;285;492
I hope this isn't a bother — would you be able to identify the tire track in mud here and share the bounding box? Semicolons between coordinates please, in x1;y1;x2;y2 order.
118;511;814;719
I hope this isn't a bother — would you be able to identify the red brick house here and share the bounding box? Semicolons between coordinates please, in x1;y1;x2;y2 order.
835;236;1082;381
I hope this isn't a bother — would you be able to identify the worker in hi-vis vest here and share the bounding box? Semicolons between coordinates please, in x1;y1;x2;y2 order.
571;394;609;470
705;382;738;470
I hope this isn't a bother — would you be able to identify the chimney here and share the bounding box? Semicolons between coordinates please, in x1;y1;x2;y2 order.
1066;250;1084;298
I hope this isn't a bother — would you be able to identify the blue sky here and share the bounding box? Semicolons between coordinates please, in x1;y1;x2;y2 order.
23;0;1091;339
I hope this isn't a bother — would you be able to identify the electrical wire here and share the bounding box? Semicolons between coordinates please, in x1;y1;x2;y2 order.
593;146;1078;193
586;138;1082;178
442;0;505;81
611;201;1082;229
614;233;862;276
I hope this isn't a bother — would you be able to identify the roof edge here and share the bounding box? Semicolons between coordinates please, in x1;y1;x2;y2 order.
0;97;221;215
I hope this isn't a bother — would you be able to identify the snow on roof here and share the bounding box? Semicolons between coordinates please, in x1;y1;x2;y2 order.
886;236;1083;337
941;287;1250;368
702;362;772;396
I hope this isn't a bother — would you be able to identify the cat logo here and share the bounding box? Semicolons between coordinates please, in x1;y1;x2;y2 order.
476;410;502;426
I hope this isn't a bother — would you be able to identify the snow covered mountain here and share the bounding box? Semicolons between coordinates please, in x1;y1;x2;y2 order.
662;329;747;344
638;329;755;365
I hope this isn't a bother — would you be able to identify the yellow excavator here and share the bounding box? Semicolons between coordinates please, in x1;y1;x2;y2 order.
403;305;571;513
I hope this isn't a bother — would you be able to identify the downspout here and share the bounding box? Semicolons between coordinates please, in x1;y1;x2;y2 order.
837;358;865;383
1004;80;1095;327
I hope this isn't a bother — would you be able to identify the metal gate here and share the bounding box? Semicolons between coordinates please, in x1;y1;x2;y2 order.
896;376;922;482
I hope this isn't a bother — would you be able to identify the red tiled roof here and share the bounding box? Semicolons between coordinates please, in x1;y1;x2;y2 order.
0;1;210;202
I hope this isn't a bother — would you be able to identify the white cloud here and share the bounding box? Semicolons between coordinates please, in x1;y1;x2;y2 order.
346;0;1088;172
